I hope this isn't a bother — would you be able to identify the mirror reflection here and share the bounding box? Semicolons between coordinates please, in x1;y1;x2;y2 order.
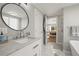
1;3;29;30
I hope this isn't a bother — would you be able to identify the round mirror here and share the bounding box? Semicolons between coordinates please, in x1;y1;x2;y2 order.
1;3;29;31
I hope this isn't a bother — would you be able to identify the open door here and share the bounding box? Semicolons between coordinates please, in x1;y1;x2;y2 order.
46;17;57;43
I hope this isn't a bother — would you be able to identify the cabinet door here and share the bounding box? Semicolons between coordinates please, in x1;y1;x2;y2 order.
32;40;41;56
9;40;41;56
33;45;40;56
9;45;33;56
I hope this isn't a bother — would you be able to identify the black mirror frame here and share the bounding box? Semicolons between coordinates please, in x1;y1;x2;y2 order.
0;3;29;31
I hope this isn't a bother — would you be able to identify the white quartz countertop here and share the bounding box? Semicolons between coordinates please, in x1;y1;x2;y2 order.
0;37;40;56
70;40;79;55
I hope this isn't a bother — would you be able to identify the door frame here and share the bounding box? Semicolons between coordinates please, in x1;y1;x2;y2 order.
43;16;58;45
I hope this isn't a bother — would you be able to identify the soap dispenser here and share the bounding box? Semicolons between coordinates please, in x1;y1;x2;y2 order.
0;31;3;35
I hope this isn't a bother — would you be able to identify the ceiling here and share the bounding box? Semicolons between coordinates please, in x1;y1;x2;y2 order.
31;3;76;17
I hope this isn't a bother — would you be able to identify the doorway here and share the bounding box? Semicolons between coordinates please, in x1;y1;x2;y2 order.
46;17;57;43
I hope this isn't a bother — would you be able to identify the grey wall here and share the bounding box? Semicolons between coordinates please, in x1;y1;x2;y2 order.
63;4;79;54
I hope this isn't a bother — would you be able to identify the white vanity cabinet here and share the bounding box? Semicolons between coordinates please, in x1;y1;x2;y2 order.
32;39;41;56
9;39;41;56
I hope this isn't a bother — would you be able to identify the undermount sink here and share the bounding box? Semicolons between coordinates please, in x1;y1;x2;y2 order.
15;38;29;44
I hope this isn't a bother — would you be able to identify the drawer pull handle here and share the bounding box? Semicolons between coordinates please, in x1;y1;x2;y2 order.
33;44;39;49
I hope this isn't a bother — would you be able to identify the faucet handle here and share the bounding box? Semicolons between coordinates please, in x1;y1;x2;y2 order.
28;32;30;35
25;32;30;37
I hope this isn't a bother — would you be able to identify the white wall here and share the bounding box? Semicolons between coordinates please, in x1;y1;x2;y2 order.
22;3;35;37
56;14;63;46
47;17;57;32
34;8;43;41
47;17;57;25
63;4;79;54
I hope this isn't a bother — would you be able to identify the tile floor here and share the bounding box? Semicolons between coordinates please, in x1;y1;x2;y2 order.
41;42;65;56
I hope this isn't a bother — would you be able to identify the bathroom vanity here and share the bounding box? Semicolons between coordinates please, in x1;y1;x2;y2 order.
0;37;41;56
0;3;43;56
70;40;79;56
10;38;41;56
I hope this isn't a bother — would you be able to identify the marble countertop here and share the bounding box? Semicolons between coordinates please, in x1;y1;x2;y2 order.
0;37;40;56
70;40;79;55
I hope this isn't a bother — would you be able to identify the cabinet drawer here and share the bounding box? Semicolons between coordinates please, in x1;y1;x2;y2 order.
33;45;40;56
33;44;39;49
30;40;41;56
9;40;41;56
31;40;40;48
33;44;41;56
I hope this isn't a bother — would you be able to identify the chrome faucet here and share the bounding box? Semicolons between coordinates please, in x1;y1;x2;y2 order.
18;31;30;38
19;31;25;38
19;31;22;38
26;32;30;37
